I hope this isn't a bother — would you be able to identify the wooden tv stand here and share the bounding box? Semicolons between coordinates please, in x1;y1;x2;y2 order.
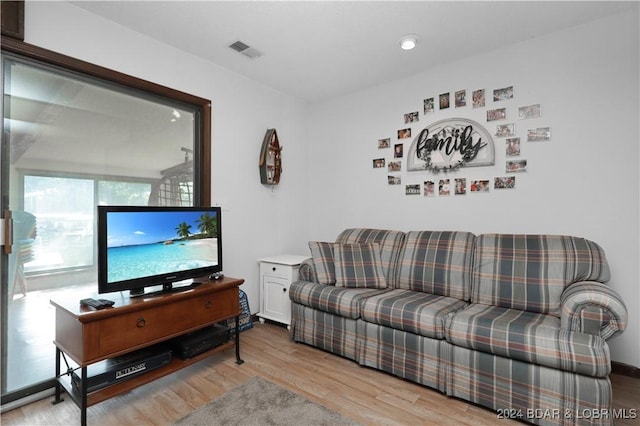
50;276;245;426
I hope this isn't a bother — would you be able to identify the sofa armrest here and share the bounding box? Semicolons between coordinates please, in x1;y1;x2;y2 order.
560;281;628;340
298;258;318;283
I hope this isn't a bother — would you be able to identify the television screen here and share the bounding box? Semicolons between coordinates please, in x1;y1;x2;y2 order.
98;205;222;296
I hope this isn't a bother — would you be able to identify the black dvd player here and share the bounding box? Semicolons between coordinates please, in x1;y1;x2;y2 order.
171;323;230;360
71;345;172;394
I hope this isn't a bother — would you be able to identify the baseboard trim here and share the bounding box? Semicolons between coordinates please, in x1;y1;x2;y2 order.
612;361;640;378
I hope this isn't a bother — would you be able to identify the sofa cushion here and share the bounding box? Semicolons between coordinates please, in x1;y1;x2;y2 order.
289;280;387;319
361;289;468;339
473;234;610;315
334;243;387;289
308;241;336;284
396;231;475;300
336;228;406;286
445;303;610;377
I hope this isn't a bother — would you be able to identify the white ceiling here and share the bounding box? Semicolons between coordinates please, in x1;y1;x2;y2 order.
72;1;637;103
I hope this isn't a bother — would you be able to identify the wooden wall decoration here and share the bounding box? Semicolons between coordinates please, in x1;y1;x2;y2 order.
259;128;282;185
406;118;495;172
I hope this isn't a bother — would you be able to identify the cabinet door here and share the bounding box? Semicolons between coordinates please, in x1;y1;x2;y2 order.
262;275;291;324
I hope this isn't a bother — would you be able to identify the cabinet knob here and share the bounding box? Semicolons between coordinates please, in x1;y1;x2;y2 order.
136;317;146;328
282;288;287;292
272;267;277;271
205;300;212;309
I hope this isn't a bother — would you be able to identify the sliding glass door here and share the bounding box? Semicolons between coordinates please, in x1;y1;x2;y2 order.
1;44;210;406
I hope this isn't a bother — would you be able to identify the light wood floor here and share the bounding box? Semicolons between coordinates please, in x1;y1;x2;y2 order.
2;322;638;425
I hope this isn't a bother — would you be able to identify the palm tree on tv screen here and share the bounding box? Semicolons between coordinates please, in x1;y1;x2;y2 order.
175;222;192;239
196;212;217;237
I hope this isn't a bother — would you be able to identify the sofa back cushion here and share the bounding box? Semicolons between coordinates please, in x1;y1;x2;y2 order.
334;243;388;289
473;234;610;315
308;241;337;284
336;228;405;285
396;231;475;300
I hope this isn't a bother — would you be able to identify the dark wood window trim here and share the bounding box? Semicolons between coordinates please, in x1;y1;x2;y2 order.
1;37;212;206
1;1;24;41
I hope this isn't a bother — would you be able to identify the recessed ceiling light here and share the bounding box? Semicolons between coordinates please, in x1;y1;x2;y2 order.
399;34;420;51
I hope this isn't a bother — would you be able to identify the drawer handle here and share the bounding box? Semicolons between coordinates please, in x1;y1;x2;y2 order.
136;317;146;328
205;300;212;309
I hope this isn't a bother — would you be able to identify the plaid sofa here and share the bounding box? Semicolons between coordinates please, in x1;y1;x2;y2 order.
289;229;628;425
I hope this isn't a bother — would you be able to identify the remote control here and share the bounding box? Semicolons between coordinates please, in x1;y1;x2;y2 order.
209;272;224;281
80;298;115;309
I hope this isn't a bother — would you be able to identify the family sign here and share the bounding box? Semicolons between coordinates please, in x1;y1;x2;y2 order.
407;118;495;172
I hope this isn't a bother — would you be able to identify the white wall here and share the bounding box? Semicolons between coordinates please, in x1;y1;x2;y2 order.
22;2;638;367
305;12;639;367
22;1;310;312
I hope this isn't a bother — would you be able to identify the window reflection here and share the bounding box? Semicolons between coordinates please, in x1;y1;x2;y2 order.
2;55;201;395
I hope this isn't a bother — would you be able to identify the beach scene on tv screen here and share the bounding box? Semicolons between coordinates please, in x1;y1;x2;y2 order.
106;210;219;283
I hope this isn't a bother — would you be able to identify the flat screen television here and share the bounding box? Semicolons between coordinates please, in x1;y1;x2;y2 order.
97;205;222;297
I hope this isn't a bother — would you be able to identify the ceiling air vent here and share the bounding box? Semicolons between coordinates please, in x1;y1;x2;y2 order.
229;40;262;59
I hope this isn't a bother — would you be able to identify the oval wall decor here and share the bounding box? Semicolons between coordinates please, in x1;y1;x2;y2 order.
259;128;282;185
407;118;495;172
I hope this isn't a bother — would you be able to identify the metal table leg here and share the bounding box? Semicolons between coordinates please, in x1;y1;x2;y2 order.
80;366;87;426
235;316;244;365
52;347;64;405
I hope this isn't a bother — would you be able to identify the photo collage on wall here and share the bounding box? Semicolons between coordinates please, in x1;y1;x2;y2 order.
373;84;552;198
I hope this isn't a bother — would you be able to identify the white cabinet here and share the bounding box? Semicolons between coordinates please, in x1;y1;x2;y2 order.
257;255;308;329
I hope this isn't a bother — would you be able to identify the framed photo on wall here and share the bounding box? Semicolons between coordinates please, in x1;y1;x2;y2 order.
378;138;390;149
397;128;411;139
404;111;419;123
473;89;485;108
439;93;450;109
455;90;466;107
487;108;506;121
494;176;516;189
519;104;541;119
495;123;515;137
506;137;520;156
527;127;551;141
424;97;435;114
493;85;514;101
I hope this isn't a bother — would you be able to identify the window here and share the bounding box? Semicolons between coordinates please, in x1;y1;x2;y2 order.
1;38;211;404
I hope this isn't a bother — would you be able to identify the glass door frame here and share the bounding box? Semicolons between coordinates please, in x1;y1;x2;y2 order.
1;38;212;406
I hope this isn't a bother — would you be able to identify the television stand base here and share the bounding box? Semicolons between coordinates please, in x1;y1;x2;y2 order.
128;281;202;298
51;277;244;426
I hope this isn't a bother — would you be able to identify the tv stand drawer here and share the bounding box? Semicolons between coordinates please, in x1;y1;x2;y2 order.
93;288;238;359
